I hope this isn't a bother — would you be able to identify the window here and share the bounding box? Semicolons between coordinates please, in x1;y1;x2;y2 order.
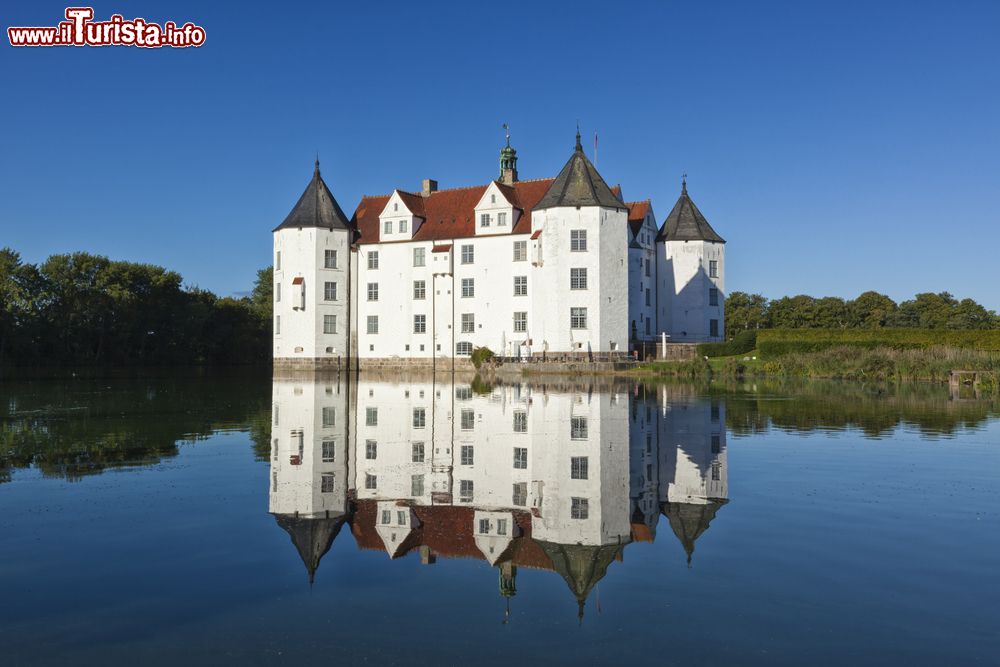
570;307;588;329
461;244;474;264
322;440;336;462
321;474;335;493
498;211;507;226
322;406;336;427
497;519;508;536
645;288;651;306
413;247;425;267
323;281;336;301
513;411;527;433
399;219;408;234
571;497;589;520
711;434;721;453
383;220;392;235
413;407;426;428
324;314;337;334
480;213;491;227
275;315;280;335
411;474;424;496
461;278;474;298
709;288;719;306
460;409;475;430
365;474;377;490
513;275;527;296
571;456;589;480
512;482;527;506
381;510;391;525
276;251;281;271
513;240;527;261
710;319;719;337
275;282;281;302
461;445;474;465
366;407;378;426
709;259;718;278
479;518;490;534
414;314;426;334
456;341;473;355
570;268;587;290
363;315;378;336
712;462;721;481
513;311;527;332
397;511;408;526
570;229;587;252
367;283;378;301
365;440;377;460
513;447;527;469
413;280;426;300
711;403;720;422
368;252;379;270
412;442;425;462
459;480;474;502
456;387;472;400
645;257;650;277
461;313;475;333
646;319;651;335
571;416;588;440
325;249;337;269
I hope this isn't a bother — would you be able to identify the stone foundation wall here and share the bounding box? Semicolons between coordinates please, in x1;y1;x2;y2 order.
274;357;346;370
657;343;700;361
357;357;477;372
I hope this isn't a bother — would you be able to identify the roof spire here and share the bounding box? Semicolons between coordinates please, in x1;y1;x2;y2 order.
575;121;582;152
314;153;320;176
681;172;687;195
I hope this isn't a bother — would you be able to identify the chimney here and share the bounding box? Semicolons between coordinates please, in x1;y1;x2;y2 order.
420;545;436;565
422;179;438;196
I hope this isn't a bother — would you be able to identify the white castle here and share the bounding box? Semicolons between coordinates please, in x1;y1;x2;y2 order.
272;131;726;368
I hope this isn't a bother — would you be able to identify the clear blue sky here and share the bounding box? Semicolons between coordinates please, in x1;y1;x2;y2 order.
3;0;998;308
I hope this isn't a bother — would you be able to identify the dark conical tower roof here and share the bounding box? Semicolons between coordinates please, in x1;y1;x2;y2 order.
274;513;348;584
533;130;625;211
662;499;728;565
274;159;352;232
656;178;725;243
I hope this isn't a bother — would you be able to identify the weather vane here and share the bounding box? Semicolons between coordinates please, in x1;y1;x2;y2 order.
502;122;510;147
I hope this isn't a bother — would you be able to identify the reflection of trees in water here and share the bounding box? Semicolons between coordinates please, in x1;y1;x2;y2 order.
715;378;999;438
0;371;270;483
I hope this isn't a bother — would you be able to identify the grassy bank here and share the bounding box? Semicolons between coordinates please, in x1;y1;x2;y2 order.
716;345;999;387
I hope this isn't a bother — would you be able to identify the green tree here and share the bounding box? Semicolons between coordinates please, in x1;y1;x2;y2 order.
769;295;817;328
725;292;769;338
847;291;898;328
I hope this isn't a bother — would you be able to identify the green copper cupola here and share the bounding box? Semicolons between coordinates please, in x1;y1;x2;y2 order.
499;122;518;184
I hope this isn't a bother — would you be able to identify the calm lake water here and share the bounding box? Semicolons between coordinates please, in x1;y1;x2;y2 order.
1;372;998;666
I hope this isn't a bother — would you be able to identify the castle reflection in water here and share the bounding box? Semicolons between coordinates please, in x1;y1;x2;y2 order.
268;375;728;619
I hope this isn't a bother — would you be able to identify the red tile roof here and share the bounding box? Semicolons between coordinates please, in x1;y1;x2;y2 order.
431;244;452;253
530;230;542;240
352;179;555;246
626;200;651;238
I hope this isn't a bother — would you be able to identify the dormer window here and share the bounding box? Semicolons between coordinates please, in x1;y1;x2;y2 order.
394;203;398;212
399;219;408;234
384;220;392;234
480;213;491;227
498;212;507;226
491;194;496;204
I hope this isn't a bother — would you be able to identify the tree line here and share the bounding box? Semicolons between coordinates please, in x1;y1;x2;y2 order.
725;290;1000;338
0;248;272;366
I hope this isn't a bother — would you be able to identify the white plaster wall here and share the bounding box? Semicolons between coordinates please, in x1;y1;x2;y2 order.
656;394;728;504
627;209;659;342
355;233;535;359
657;239;725;342
530;206;629;354
273;227;351;360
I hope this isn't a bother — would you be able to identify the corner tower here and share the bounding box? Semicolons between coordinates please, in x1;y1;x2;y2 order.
273;160;354;369
530;130;630;356
655;177;726;342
